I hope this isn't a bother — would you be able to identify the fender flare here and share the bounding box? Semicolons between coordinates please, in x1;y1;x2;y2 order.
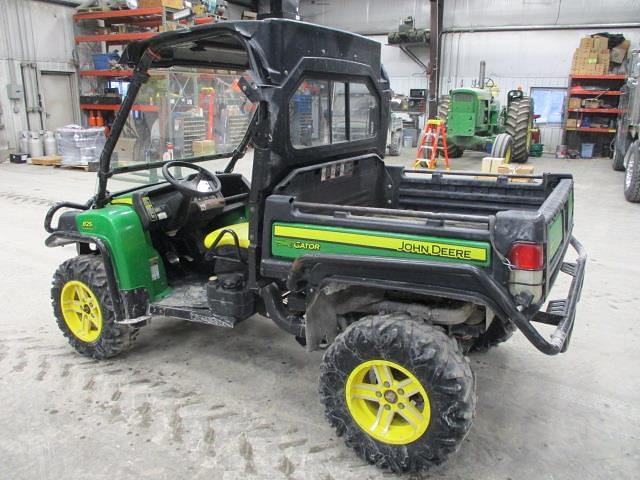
45;231;125;321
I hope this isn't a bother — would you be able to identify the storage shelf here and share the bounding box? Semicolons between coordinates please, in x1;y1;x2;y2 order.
73;7;164;22
75;31;157;44
568;108;621;114
80;103;159;112
569;89;622;96
565;127;616;133
79;69;134;78
570;74;627;80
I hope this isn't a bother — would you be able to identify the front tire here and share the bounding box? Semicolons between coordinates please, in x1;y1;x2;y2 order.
624;140;640;202
52;255;138;359
491;133;514;163
319;314;476;473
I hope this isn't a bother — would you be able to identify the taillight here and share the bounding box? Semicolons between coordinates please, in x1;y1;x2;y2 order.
509;243;543;270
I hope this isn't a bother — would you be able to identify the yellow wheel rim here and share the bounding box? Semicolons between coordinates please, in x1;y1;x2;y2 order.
345;359;431;445
60;280;103;343
504;145;512;164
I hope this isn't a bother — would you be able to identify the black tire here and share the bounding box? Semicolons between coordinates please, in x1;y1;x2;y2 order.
624;140;640;202
613;134;630;171
388;131;402;156
468;318;517;353
437;96;464;158
505;98;532;163
319;314;476;473
491;132;514;161
52;255;138;359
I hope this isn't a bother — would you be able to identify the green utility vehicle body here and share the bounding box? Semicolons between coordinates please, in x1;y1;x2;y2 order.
43;18;586;473
44;17;584;354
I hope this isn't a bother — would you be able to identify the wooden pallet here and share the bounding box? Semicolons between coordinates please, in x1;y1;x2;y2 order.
31;155;62;166
55;162;99;172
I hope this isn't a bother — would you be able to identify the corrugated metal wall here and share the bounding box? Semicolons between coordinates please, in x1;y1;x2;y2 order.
301;0;640;152
0;0;79;151
301;0;640;33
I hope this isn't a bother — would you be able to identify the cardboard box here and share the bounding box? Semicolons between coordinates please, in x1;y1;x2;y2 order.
192;140;216;156
583;98;603;109
611;40;630;64
566;119;578;128
568;97;582;109
593;36;609;52
497;164;535;182
139;0;184;9
481;157;505;173
579;37;594;49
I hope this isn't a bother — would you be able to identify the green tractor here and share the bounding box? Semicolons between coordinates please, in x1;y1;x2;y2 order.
438;63;534;163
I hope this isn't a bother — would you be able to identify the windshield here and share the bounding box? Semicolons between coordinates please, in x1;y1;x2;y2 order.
109;65;256;186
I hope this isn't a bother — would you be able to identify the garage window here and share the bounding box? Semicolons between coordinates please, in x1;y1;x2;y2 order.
530;87;566;125
289;79;377;148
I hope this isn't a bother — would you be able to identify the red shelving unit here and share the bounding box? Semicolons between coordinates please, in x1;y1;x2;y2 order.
75;31;158;44
568;108;620;114
79;69;134;78
73;6;164;22
564;74;627;156
80;104;159;112
566;127;617;133
569;89;622;95
74;7;170;128
570;74;627;80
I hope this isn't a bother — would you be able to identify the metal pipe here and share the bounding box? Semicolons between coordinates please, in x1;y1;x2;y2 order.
444;22;640;33
478;60;486;89
358;23;640;37
33;0;81;7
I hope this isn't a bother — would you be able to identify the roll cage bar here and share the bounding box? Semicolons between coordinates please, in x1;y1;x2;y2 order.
94;19;389;208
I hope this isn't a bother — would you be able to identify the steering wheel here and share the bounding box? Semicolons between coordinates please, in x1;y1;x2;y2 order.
162;161;222;198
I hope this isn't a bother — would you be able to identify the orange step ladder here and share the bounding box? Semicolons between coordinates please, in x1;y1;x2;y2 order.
413;119;451;170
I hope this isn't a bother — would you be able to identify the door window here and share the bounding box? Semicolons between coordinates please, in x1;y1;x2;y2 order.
289;79;377;148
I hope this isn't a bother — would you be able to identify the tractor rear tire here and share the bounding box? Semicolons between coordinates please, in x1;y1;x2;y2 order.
505;97;532;163
624;140;640;202
491;133;514;162
52;255;139;360
437;96;464;158
319;314;476;473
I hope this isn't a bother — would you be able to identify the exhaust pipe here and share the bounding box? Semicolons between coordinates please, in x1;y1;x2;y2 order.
260;282;305;338
478;60;486;88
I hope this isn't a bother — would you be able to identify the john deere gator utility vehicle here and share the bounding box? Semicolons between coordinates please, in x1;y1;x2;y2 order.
44;19;586;473
438;63;534;163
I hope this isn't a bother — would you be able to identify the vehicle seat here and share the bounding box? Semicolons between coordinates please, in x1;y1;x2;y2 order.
204;222;250;250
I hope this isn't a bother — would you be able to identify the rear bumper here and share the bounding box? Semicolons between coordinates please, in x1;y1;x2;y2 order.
286;236;587;356
526;236;587;354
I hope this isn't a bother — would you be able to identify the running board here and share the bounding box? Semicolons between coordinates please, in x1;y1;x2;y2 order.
149;303;240;328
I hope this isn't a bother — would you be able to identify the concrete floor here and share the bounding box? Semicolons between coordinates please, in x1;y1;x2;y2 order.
0;151;639;479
